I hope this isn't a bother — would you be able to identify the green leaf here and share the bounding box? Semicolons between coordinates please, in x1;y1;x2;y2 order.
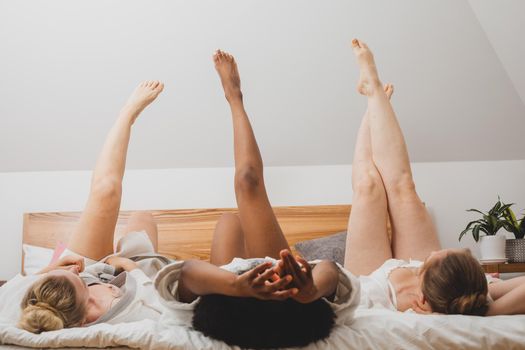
479;226;490;235
518;217;525;239
490;200;502;215
459;228;470;241
467;209;486;216
504;207;518;227
502;222;518;235
473;225;481;242
463;220;480;231
487;216;498;233
499;203;515;216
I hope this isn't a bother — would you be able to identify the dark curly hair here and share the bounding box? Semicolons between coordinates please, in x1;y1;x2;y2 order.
192;294;336;349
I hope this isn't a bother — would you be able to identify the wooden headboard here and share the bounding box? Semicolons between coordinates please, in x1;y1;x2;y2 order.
23;205;352;262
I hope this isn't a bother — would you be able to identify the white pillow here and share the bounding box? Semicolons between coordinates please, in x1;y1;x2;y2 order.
22;244;54;275
0;273;41;323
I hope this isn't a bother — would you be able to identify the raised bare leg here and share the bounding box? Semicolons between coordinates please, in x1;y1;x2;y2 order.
352;39;441;261
115;211;159;252
210;213;247;266
344;84;394;276
67;81;164;260
213;49;290;259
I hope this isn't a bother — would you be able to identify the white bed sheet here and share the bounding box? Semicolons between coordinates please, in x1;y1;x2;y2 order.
2;307;525;349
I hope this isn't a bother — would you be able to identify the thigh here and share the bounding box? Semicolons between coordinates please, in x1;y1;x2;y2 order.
116;211;158;252
344;186;392;276
210;213;247;266
235;179;290;259
68;191;121;261
389;192;441;261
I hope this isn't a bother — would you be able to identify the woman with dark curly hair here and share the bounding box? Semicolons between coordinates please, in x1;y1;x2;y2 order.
154;50;359;349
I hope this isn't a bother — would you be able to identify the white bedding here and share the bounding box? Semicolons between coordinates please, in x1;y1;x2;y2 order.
2;307;525;349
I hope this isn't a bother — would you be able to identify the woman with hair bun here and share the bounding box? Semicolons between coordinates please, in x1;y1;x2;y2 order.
14;80;169;333
344;38;525;317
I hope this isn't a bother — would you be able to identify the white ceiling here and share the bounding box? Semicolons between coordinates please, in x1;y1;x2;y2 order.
0;0;524;172
468;0;525;106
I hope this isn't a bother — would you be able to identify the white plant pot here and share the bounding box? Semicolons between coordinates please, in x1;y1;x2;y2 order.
479;235;506;260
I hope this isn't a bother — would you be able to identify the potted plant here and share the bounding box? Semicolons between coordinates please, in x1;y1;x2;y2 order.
459;198;511;261
503;207;525;263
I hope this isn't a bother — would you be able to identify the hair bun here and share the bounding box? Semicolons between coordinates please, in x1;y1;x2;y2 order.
451;292;488;316
18;303;64;333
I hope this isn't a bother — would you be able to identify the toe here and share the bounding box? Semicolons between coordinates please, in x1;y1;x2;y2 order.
157;82;164;92
351;38;360;48
150;81;160;89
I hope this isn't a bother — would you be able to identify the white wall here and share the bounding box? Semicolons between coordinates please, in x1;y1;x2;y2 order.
1;160;524;280
1;0;525;172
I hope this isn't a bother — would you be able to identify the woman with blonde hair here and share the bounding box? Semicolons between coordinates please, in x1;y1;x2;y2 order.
15;80;168;333
345;38;525;316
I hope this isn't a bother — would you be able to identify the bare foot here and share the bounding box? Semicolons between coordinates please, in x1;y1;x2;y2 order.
124;80;164;119
351;39;382;96
384;83;394;99
213;49;242;103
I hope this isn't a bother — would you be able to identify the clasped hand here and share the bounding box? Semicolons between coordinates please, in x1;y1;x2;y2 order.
38;254;85;274
234;250;319;303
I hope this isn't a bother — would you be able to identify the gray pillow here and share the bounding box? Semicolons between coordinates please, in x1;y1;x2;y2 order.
294;231;347;266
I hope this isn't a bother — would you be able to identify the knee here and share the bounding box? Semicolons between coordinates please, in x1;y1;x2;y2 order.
129;211;154;224
388;176;418;201
235;166;262;194
353;172;384;199
217;213;240;226
91;178;121;202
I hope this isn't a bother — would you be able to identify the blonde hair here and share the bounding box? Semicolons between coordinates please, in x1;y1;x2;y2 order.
422;250;488;316
18;274;86;333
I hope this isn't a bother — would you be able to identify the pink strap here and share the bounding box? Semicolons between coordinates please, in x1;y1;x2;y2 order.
50;242;67;264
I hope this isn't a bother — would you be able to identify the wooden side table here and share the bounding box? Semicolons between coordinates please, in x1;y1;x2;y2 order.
481;263;525;274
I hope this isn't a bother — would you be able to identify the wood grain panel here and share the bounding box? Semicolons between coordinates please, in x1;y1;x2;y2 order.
23;205;353;263
482;263;525;274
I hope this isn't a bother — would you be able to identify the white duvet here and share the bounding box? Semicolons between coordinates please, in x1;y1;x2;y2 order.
2;307;525;349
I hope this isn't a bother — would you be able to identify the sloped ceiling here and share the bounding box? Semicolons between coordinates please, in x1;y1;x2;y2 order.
468;0;525;106
0;0;524;172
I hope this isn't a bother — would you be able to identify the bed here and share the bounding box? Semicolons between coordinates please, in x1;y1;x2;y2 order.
1;205;525;349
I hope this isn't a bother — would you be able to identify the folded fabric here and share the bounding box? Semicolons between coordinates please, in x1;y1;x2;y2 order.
294;231;347;265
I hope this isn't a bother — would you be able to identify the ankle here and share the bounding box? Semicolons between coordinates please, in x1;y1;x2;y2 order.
359;78;383;96
119;106;141;124
226;92;243;105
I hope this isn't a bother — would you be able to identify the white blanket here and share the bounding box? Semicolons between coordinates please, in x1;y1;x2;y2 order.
2;308;525;349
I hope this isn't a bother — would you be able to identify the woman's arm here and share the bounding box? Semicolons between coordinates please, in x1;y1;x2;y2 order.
104;256;139;273
37;255;85;274
277;250;339;303
487;277;525;315
178;260;295;303
310;260;340;299
67;82;164;261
